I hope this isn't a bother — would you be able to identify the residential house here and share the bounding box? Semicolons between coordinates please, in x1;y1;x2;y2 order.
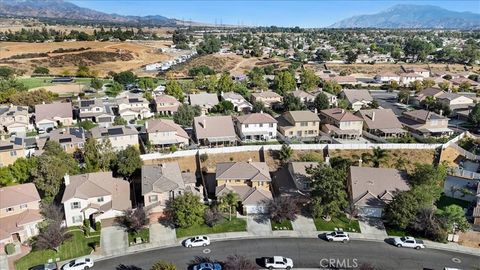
356;109;407;138
450;77;479;89
117;97;152;122
141;163;199;214
0;105;30;135
319;108;363;139
221;92;252;112
348;166;410;218
291;90;315;103
234;112;277;142
404;67;430;78
89;126;139;151
413;87;444;105
277;110;320;140
48;127;86;153
436;92;474;111
145;119;189;149
215;161;273;214
341;90;373;111
0;139;25;167
399;73;424;85
62;172;131;227
251;91;283;108
312;89;338;107
474;183;480;226
78;99;116;127
399;109;453;137
153;94;181;115
189;93;219;114
374;72;401;84
35;102;74;131
0;183;42;246
193;116;237;146
287;162;318;194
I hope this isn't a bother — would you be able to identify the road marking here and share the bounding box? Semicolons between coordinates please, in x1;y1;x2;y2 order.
203;248;211;254
451;257;461;263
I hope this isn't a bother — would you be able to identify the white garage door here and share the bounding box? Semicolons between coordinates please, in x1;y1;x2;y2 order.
245;205;267;214
359;207;383;218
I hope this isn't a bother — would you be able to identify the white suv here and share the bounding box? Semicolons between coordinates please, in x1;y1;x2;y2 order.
326;231;350;243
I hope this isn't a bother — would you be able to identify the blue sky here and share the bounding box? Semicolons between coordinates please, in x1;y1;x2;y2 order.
71;1;479;27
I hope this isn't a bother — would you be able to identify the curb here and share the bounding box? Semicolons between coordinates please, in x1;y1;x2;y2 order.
94;234;480;263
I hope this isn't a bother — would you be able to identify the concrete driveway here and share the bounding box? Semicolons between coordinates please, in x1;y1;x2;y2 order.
358;217;388;240
246;215;272;236
292;215;317;235
150;223;176;245
101;226;128;256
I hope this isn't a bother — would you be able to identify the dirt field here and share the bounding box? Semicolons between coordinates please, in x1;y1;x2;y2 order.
0;40;173;77
439;146;463;167
458;231;480;248
325;63;477;76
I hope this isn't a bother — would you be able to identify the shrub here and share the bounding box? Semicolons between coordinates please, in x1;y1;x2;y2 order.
204;207;223;227
5;243;15;255
199;153;208;162
95;221;102;231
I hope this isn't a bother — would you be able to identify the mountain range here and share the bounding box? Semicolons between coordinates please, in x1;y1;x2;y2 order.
330;4;480;29
0;0;177;25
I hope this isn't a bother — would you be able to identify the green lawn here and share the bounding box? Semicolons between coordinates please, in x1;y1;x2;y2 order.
128;228;150;245
436;195;471;210
314;215;361;233
19;77;109;90
385;226;408;237
176;218;247;238
271;219;293;230
15;230;100;270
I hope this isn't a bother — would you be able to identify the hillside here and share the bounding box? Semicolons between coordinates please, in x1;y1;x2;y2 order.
330;4;480;29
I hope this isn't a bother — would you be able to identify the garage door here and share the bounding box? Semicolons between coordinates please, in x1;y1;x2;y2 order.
245;205;267;214
359;207;383;218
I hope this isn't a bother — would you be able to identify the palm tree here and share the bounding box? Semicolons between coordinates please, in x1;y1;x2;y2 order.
363;147;388;168
218;192;240;221
279;144;293;163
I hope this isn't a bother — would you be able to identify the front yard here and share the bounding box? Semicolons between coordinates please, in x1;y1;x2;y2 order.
176;217;247;238
314;215;361;233
128;228;150;246
15;229;100;270
271;219;293;230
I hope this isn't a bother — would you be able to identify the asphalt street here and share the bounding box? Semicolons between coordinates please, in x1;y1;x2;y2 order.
93;238;479;270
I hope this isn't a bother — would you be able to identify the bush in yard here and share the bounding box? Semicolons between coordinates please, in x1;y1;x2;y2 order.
223;254;256;270
204;207;223;227
169;193;205;228
267;197;299;223
115;207;148;233
150;260;177;270
5;243;15;255
95;221;102;231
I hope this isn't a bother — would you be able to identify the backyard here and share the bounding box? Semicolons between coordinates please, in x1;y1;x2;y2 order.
176;217;247;238
314;215;361;233
15;229;100;270
436;194;471;210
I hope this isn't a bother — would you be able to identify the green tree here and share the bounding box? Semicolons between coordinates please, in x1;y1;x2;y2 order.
314;92;330;111
468;103;480;126
247;67;267;90
188;65;215;76
8;157;37;184
273;71;296;95
138;77;155;91
345;50;358;64
315;49;332;62
283;93;306;111
459;81;471;92
113;71;137;85
197;35;221;55
409;163;447;187
194;73;207;90
322;80;342;95
362;147;388;168
438;205;470;233
90;77;103;91
309;164;348;219
422;79;435;89
8;88;56;107
278;144;293;163
115;145;142;179
438;81;450;91
218;192;240;221
409;207;447;241
216;72;234;93
212;100;234;114
77;120;97;131
389;80;399;90
113;116;128;126
0;67;15;78
409;80;424;92
106;82;123;97
150;261;177;270
83;138;115;173
404;38;434;62
76;65;94;77
299;69;319;91
384;190;420;229
397;89;411;104
170;193;205;228
206;75;218;93
33;66;50;75
165;80;184;102
173;104;201;126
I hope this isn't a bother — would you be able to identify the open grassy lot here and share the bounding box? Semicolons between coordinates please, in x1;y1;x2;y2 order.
176;217;247;238
15;229;100;270
314;215;361;233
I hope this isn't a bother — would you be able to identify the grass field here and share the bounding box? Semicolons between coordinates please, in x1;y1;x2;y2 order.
176;217;247;238
436;195;471;210
271;219;293;230
314;215;361;233
128;228;150;246
18;77;108;90
15;229;100;270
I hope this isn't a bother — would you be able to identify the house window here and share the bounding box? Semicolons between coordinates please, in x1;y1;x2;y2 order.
300;122;308;127
148;195;158;203
269;123;274;128
10;150;17;157
97;197;104;203
235;180;241;183
6;207;14;212
71;202;81;209
72;215;83;223
244;124;249;128
259;124;263;127
20;204;27;209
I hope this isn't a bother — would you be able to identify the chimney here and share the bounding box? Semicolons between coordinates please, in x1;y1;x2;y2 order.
77;96;81;102
341;109;345;114
439;109;443;116
260;110;263;114
371;111;375;121
64;174;70;186
144;120;148;130
314;108;318;114
358;158;363;167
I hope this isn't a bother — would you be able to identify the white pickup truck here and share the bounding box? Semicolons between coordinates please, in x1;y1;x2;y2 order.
393;236;425;249
264;256;294;269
